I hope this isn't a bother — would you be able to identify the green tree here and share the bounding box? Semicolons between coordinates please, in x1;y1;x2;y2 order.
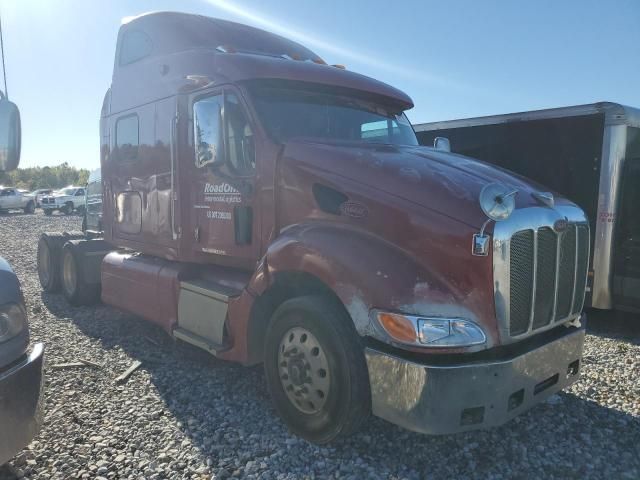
0;163;91;191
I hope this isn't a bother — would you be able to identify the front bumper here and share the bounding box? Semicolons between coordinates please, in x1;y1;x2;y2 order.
0;343;45;465
365;324;584;435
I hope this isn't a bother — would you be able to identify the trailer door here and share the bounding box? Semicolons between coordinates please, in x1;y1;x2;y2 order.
613;127;640;311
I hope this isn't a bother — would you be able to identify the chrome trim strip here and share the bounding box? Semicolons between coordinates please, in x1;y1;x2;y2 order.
528;230;538;332
493;205;588;343
570;225;579;314
552;232;561;321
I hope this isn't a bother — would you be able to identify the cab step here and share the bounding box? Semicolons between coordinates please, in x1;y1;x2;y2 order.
173;327;228;355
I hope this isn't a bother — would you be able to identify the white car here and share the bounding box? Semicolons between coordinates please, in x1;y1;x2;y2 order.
41;186;87;216
0;187;36;213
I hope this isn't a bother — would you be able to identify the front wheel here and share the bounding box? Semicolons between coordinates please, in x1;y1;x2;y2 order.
24;201;35;214
264;295;371;444
61;203;73;215
44;209;53;216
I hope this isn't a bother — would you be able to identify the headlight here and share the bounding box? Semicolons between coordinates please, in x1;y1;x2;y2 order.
375;311;486;348
0;303;28;343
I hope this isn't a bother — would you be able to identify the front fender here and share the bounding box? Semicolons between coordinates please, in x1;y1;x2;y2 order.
257;222;478;338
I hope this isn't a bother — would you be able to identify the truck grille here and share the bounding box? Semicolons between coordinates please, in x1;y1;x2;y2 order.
507;224;589;337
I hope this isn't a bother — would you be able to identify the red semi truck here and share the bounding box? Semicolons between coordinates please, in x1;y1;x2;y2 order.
37;12;589;443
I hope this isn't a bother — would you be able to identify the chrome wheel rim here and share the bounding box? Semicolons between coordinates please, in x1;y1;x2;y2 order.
278;327;330;414
62;252;76;295
38;243;50;286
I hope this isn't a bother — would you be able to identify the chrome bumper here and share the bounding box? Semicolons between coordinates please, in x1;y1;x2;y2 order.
0;343;44;465
365;325;584;435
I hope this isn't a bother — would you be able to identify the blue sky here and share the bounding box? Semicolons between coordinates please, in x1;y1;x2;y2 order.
3;0;639;169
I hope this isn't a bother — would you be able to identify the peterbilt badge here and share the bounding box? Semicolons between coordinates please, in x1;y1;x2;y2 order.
553;218;569;233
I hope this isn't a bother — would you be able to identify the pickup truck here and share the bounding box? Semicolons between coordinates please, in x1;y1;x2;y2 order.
41;186;86;215
31;188;53;208
0;187;35;213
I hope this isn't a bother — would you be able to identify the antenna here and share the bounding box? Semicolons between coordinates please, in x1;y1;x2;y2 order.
0;11;8;99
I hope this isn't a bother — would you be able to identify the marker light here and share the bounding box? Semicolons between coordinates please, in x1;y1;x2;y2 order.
377;312;417;344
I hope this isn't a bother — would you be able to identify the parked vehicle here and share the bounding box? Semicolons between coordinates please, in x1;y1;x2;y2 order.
37;12;588;443
40;186;86;215
0;186;35;213
30;188;53;208
414;102;640;314
0;96;45;464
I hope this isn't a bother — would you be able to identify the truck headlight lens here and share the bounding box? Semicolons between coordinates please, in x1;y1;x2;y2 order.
418;318;486;346
375;311;486;348
0;303;27;343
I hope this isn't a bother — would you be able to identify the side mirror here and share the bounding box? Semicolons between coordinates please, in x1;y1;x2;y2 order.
0;98;21;172
433;136;451;152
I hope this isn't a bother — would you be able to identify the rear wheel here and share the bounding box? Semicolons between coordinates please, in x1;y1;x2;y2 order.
37;232;85;292
264;295;371;444
61;242;100;305
24;201;35;214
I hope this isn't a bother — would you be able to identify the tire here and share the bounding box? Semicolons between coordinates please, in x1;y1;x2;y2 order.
24;201;35;214
60;242;101;305
264;295;371;444
76;205;86;215
44;209;53;216
61;202;73;215
37;231;86;292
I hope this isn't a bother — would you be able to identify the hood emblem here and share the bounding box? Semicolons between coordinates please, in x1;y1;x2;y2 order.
533;191;554;208
340;201;368;219
553;218;569;233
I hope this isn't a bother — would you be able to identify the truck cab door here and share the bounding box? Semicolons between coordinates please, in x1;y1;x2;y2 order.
189;88;259;263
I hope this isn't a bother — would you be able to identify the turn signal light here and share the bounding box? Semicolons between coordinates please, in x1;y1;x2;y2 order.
377;312;417;344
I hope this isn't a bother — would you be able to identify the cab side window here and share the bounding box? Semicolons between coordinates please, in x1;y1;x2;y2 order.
75;189;85;197
225;93;255;175
194;95;224;168
116;115;139;162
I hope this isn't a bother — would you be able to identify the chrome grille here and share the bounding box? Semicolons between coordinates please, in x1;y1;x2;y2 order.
493;206;590;341
509;231;534;335
507;223;589;337
532;227;556;329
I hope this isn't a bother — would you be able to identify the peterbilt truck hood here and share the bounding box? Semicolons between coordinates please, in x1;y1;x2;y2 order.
282;139;569;228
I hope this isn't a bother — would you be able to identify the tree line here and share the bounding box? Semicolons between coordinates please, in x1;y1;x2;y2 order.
0;163;90;191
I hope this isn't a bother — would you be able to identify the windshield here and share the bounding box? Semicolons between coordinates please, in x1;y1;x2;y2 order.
247;81;418;146
60;188;76;195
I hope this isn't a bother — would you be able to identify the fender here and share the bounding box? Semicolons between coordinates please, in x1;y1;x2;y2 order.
260;222;495;337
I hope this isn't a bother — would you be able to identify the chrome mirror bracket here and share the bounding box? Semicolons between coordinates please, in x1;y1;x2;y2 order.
472;219;492;256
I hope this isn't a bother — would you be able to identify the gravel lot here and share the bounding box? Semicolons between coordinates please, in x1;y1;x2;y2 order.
0;211;639;479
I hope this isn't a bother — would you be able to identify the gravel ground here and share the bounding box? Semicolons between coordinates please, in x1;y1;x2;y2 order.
0;210;639;480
